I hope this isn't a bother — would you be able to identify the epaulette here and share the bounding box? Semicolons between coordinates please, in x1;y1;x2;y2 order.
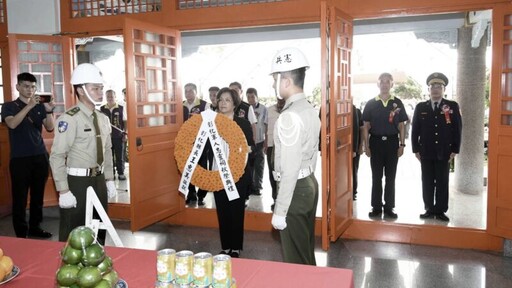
66;106;80;116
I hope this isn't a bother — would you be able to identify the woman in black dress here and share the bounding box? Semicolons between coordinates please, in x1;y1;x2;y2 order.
213;87;254;258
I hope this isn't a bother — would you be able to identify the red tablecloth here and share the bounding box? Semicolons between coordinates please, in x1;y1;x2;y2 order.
0;236;353;288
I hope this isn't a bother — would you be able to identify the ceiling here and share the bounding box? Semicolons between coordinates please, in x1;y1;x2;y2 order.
181;12;468;56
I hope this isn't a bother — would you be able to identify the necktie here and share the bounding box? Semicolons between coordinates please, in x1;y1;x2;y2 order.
434;102;438;111
92;111;103;166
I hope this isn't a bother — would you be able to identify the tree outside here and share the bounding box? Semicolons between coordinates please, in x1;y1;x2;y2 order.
391;76;423;101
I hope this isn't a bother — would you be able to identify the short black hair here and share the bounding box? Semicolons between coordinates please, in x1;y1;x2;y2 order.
228;81;242;90
217;87;241;108
184;83;197;91
17;72;37;84
208;86;220;92
246;87;258;96
73;85;82;98
378;72;393;82
282;67;306;89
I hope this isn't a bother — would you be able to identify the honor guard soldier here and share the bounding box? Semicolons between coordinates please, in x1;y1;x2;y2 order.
270;47;321;265
362;72;408;219
49;63;116;244
411;72;462;222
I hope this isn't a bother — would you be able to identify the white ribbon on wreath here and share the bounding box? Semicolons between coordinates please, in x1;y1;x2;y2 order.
178;110;240;201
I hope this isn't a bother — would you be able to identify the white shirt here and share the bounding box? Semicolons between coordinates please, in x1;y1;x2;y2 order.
273;93;321;217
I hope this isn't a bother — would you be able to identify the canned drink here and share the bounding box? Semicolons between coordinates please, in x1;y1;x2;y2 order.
212;254;232;288
175;250;194;285
193;252;213;287
157;249;176;282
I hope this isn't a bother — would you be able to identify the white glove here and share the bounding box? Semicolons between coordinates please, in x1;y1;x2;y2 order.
106;181;117;198
59;191;77;209
272;214;287;230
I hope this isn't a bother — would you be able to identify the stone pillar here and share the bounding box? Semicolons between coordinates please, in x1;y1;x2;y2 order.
454;26;487;195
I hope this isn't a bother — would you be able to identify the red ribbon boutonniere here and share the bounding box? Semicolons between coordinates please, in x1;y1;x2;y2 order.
388;103;401;123
442;104;451;124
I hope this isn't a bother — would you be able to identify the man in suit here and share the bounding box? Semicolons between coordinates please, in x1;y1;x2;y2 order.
411;72;462;222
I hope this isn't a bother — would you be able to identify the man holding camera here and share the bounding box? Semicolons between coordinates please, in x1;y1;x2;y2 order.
1;72;55;239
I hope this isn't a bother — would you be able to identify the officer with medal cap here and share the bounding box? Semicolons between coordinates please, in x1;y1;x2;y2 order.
411;72;462;222
49;63;116;244
270;47;321;265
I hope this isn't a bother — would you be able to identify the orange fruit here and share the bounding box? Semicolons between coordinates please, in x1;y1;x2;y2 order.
0;267;6;281
0;256;13;275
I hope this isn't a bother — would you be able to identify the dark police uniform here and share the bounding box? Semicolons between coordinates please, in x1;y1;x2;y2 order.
183;98;208;120
353;106;363;200
235;101;257;198
50;101;113;243
100;103;125;177
411;73;462;217
362;95;408;213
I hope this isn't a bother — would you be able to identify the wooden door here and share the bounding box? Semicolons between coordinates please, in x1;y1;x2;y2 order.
320;2;354;250
123;19;184;231
488;3;512;240
4;34;73;207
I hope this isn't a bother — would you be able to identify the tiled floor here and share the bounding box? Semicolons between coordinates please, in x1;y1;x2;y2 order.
140;146;486;229
0;206;511;288
61;147;509;287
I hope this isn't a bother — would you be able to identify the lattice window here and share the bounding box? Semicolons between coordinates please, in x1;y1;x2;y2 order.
178;0;285;9
17;40;65;115
131;29;178;127
502;14;512;125
0;0;4;23
71;0;161;18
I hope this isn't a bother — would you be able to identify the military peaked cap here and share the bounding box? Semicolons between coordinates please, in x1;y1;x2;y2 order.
426;72;449;86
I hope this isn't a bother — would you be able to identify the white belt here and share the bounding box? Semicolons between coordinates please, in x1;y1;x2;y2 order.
67;166;104;177
273;166;313;181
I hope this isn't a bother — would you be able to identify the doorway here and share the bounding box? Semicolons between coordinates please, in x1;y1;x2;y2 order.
73;13;490;230
75;35;130;204
178;14;489;229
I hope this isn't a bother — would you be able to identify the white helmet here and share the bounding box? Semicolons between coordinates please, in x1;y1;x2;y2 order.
70;63;104;85
270;47;310;74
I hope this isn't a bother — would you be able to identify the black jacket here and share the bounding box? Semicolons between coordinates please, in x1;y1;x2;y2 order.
411;99;462;160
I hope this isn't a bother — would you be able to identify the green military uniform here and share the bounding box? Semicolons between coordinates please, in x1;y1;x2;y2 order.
273;92;321;265
49;101;113;242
